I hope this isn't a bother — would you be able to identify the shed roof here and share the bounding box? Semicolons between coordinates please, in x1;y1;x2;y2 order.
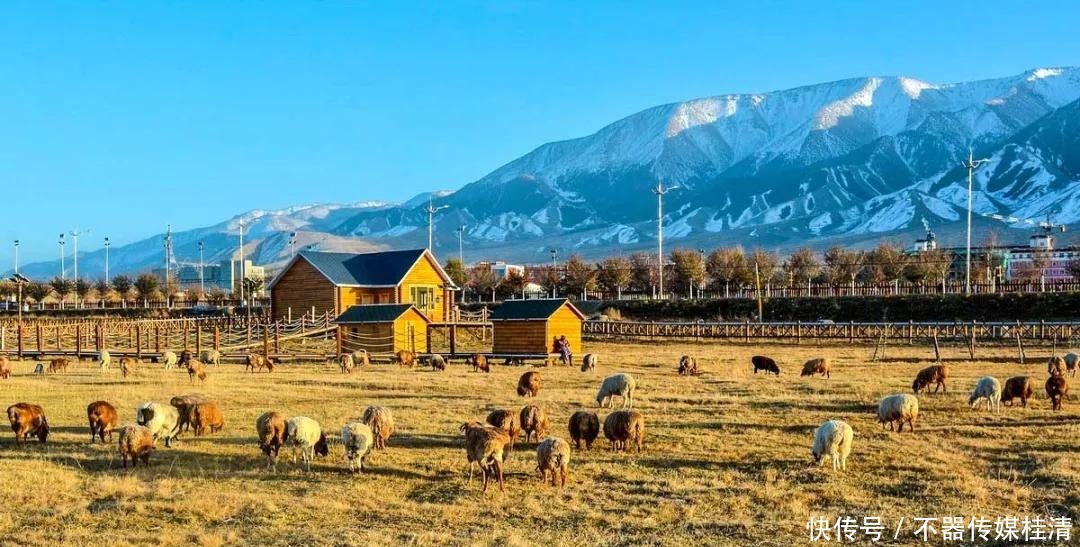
489;299;585;321
268;248;454;289
334;304;430;324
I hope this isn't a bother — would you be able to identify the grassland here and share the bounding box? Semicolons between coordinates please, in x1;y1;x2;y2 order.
0;340;1077;546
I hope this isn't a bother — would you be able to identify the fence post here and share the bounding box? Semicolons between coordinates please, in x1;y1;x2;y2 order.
17;324;23;359
36;324;42;354
195;325;202;355
214;326;221;351
274;322;280;354
75;324;82;358
796;321;801;345
336;327;343;356
135;327;142;360
263;326;270;361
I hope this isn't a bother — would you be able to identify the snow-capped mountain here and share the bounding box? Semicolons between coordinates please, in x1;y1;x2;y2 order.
14;67;1080;278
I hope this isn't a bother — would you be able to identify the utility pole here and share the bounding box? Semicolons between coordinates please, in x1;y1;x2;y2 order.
198;241;205;296
963;148;990;296
70;228;89;283
651;181;679;299
424;199;449;252
164;225;173;307
457;225;465;265
104;237;110;281
550;248;558;298
238;220;245;305
13;240;18;276
59;233;66;279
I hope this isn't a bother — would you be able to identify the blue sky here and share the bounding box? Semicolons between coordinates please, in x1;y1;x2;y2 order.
1;1;1077;265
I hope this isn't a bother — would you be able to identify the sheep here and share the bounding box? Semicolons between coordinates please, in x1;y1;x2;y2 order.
596;373;637;409
877;394;919;432
178;349;193;367
580;354;597;372
536;437;571;487
429;354;446;372
285;416;329;471
567;411;600;450
170;394;206;435
352;349;370;368
471;353;490;373
117;425;155;468
751;355;780;375
800;357;830;378
811;419;853;472
1001;376;1035;407
191;402;225;435
256;411;288;468
339;353;355;374
246;354;272;373
32;363;44;375
7;403;49;445
361;406;395;450
677;355;699;376
87;400;118;443
395;349;416;368
912;364;948;395
48;358;71;374
136;401;180;447
341;422;375;473
519;405;549;443
161;351;178;370
603;410;645;452
968;376;1002;412
187;359;207;384
1046;376;1069;412
98;350;113;370
460;422;510;492
119;357;138;378
199;349;221;366
486;409;520;451
1048;356;1067;377
0;356;11;379
517;370;542;398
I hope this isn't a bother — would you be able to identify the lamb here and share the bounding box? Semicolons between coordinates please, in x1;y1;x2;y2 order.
285;416;329;471
161;351;178;370
580;354;597;372
199;349;221;366
1048;356;1067;377
119;356;138;378
1046;376;1069;412
395;349;416;368
339;353;355;374
751;355;780;375
0;356;11;379
1064;352;1079;378
170;394;206;435
361;406;395;450
471;353;490;373
7;403;49;445
48;358;71;374
98;350;113;370
429;354;446;372
596;373;637;409
968;376;1002;412
341;422;375;473
800;357;830;378
519;405;549;443
603;410;645;452
486;409;520;451
535;437;571;487
191;401;225;435
136;401;180;447
187;359;207;384
117;425;155;467
877;394;919;432
246;354;272;373
912;364;948;395
677;355;699;376
567;411;600;450
811;419;853;472
460;422;510;492
256;411;288;468
87;400;118;443
517;370;542;397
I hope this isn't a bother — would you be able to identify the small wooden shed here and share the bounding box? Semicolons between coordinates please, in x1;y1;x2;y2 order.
334;304;431;355
490;299;584;356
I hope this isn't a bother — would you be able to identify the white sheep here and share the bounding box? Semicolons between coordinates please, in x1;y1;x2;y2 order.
341;422;375;473
161;351;178;370
98;350;112;370
811;419;853;471
135;402;179;447
877;394;919;432
596;373;637;408
285;416;329;471
199;349;221;366
968;376;1002;413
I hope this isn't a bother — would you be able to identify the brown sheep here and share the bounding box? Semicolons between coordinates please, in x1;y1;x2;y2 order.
191;402;225;435
119;357;138;378
117;425;155;468
0;356;11;379
256;411;288;467
170;394;207;435
517;371;542;398
429;354;446;372
519;405;549;443
912;364;948;394
1047;356;1067;377
536;437;571;488
361;406;395;450
178;349;193;367
471;353;490;373
246;354;272;373
7;403;49;445
187;359;207;384
460;422;510;492
751;355;780;375
603;410;645;453
395;350;416;368
47;358;71;374
87;400;118;443
1046;376;1069;412
568;411;600;450
677;355;699;376
800;357;831;378
1001;376;1035;407
486;409;520;452
339;353;355;374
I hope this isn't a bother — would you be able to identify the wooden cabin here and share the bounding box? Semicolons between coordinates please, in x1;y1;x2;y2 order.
334;304;431;355
490;299;585;356
268;249;457;322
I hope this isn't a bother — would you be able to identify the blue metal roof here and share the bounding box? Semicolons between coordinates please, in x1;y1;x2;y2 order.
296;249;430;287
334;304;429;324
489;298;584;320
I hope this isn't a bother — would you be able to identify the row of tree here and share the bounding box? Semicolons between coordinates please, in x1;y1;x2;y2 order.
0;274;233;307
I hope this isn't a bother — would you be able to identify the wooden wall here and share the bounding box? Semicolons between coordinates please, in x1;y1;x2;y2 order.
492;319;549;355
399;254;448;321
347;324;395;354
548;305;583;355
339;287;397;309
271;259;337;320
394;308;429;354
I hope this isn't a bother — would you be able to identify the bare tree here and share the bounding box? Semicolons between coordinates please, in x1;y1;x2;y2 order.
669;249;706;296
563;255;598;298
823;247;864;286
706;247;749;295
597;256;631;299
783;247;822;284
628;252;655;294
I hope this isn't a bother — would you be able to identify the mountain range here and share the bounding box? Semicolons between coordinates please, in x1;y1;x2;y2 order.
13;66;1080;279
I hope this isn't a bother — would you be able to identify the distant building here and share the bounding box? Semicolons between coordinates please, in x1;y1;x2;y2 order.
154;259;266;295
911;231;937;252
478;261;525;279
910;227;1078;282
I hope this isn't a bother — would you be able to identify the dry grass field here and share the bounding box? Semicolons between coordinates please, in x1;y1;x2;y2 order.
0;340;1078;546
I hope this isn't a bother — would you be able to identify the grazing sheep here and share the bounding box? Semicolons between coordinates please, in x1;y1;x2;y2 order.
1064;352;1079;378
341;422;375;473
170;394;206;434
285;416;329;471
580;354;597;372
161;351;178;370
567;411;600;450
677;355;699;376
968;376;1002;412
87;400;118;443
117;425;155;468
98;350;113;370
48;358;71;374
1001;376;1035;407
136;402;180;447
429;354;446;372
1046;376;1069;412
339;353;355;374
187;359;207;384
596;373;637;409
119;357;138;378
246;354;272;373
460;422;510;493
471;353;490;373
199;349;221;366
352;349;370;368
361;406;395;450
536;437;571;487
7;403;49;445
191;402;225;435
800;357;830;378
486;409;520;451
178;349;193;367
811;419;853;472
1048;356;1067;377
395;349;416;368
0;356;11;379
603;410;645;452
751;355;780;375
256;411;288;468
519;405;549;443
517;370;542;398
912;364;948;395
877;394;919;432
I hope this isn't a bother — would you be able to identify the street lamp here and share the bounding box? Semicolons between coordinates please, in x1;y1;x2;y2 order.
550;248;558;298
70;228;89;282
651;181;679;299
59;234;66;279
198;241;205;296
238;220;245;304
457;225;465;265
423;199;449;251
963;148;990;295
13;240;18;276
104;237;111;280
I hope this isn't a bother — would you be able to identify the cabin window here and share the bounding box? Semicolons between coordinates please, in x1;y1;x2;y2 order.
361;294;374;305
410;286;436;312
